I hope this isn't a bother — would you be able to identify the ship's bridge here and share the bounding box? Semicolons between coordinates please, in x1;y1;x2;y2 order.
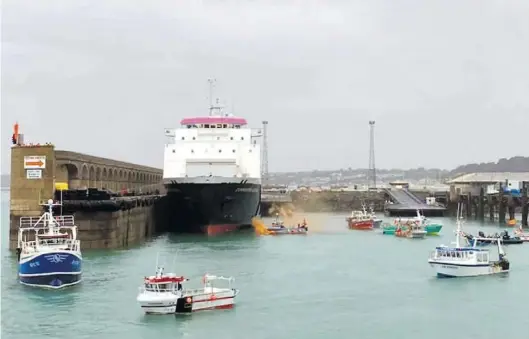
163;115;261;184
180;116;247;129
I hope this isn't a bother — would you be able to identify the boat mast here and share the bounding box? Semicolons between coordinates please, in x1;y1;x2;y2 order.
455;203;462;248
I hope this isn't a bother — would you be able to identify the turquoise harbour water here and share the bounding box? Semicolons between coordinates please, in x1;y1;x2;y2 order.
2;191;529;338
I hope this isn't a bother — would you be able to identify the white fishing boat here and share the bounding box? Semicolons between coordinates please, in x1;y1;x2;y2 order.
137;266;239;314
16;199;82;288
427;204;510;278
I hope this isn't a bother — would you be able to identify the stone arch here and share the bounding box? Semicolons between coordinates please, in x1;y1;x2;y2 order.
95;167;102;189
89;166;96;188
81;164;89;188
113;169;119;191
106;168;113;191
56;163;80;189
81;164;89;180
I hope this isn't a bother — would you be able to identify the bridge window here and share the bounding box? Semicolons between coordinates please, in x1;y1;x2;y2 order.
235;125;240;128
187;125;191;128
192;137;196;140
172;149;176;153
211;125;216;128
218;149;222;153
181;137;185;140
223;124;227;128
230;137;233;140
204;124;209;128
241;137;244;140
217;124;222;128
232;149;236;153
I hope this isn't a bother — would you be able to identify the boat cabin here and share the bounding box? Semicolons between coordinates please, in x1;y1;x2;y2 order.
143;274;187;293
430;247;490;264
36;233;71;246
180;116;248;129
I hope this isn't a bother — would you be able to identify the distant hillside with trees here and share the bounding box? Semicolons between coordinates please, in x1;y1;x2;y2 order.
449;156;529;175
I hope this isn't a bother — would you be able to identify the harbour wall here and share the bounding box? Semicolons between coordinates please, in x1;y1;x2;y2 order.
262;189;449;215
8;143;162;250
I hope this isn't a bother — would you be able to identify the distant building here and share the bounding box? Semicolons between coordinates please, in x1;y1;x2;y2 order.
447;172;529;195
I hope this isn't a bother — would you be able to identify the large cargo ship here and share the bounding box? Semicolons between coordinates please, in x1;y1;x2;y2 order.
161;83;262;235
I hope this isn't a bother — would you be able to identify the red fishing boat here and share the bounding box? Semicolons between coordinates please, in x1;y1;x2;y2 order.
346;211;374;230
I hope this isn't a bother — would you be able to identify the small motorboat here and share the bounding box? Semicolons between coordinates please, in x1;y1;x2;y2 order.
395;224;426;239
514;226;529;242
266;217;308;235
137;266;239;314
465;230;523;245
428;203;510;278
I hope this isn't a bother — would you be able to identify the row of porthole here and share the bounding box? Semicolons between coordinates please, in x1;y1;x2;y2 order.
172;149;252;153
181;136;244;141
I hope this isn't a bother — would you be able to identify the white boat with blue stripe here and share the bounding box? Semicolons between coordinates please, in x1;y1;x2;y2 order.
427;204;510;278
16;199;82;289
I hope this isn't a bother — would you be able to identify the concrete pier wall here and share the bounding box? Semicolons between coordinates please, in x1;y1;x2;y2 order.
9;143;161;250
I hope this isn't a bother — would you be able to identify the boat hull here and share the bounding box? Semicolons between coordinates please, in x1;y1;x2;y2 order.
266;227;308;235
159;182;261;235
138;289;238;314
382;224;441;235
424;224;442;234
395;230;426;239
347;219;373;230
428;261;509;278
19;251;82;289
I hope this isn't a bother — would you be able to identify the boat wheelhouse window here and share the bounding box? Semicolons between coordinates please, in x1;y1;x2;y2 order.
217;124;222;128
211;125;216;128
223;124;227;128
235;125;241;128
187;125;192;128
204;124;210;128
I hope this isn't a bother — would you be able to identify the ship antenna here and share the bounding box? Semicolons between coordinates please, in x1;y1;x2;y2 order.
208;78;216;116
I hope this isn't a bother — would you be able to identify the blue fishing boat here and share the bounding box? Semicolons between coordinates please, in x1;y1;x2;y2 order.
16;199;82;289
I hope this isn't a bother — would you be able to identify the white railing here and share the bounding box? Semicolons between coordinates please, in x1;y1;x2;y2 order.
20;215;75;229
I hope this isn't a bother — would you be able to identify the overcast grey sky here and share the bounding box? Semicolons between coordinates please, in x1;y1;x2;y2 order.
1;0;528;173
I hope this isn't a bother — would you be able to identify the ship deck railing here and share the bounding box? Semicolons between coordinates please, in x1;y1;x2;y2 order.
19;215;76;230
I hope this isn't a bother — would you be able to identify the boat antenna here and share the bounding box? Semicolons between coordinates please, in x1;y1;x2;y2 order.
208;78;216;116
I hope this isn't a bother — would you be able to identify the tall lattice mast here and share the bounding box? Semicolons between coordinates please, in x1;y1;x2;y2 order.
261;121;269;185
368;120;377;189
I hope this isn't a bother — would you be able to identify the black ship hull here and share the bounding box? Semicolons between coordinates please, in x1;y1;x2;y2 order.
156;182;261;235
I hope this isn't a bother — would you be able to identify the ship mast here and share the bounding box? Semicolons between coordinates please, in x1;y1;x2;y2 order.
208;78;224;116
